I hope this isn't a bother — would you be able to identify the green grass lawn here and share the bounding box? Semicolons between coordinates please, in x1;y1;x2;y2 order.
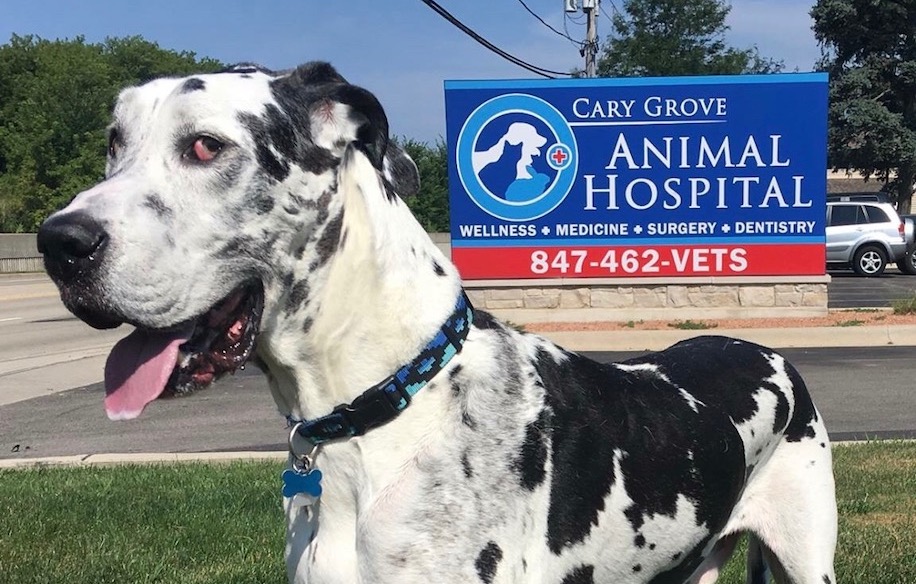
1;442;914;583
0;461;287;584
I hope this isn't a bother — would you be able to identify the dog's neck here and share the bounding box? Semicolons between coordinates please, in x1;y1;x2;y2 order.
257;150;462;421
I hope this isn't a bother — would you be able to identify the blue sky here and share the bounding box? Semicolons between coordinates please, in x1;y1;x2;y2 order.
2;0;821;144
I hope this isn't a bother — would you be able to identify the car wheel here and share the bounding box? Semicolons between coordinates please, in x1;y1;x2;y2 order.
853;245;888;277
896;248;916;275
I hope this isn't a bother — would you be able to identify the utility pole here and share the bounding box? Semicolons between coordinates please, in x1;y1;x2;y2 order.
584;0;598;77
567;0;599;77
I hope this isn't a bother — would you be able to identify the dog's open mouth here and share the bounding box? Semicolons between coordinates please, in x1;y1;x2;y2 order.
103;282;264;420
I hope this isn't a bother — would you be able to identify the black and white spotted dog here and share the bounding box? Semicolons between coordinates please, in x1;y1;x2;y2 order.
38;62;837;584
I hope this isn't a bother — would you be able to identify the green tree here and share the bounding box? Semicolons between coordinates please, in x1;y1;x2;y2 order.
598;0;783;77
0;35;222;231
400;138;450;232
812;0;916;213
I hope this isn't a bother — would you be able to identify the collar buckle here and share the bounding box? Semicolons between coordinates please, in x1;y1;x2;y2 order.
339;375;410;436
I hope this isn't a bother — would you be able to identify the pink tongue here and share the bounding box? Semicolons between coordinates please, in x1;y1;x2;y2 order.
104;327;191;420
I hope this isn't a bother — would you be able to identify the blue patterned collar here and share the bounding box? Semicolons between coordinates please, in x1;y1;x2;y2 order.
287;291;474;447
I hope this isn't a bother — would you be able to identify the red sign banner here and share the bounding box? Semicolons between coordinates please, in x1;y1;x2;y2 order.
452;244;825;279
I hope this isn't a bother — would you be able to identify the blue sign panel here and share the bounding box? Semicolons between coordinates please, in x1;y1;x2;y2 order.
444;74;828;279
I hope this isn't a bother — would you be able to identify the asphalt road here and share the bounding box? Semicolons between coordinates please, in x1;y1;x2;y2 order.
827;266;916;308
2;272;915;462
2;345;914;461
0;273;129;406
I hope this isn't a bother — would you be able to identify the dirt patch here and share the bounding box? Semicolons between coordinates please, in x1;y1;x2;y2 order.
525;309;916;333
845;512;916;528
842;453;916;473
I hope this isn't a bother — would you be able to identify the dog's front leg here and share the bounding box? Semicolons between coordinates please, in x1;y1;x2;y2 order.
286;498;360;584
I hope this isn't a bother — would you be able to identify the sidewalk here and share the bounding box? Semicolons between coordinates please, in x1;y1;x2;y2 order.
0;451;288;469
542;323;916;351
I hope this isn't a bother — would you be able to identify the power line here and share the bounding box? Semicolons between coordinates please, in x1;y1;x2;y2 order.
420;0;569;77
566;10;586;25
600;4;616;25
563;12;580;43
418;0;572;78
516;0;583;47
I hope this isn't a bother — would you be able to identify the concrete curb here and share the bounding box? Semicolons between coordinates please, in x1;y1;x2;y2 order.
537;324;916;352
0;451;288;469
6;441;912;469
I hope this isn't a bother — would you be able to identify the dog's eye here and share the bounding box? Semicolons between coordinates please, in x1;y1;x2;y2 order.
185;136;224;163
108;129;122;158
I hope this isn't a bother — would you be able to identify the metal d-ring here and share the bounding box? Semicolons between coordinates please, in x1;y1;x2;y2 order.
287;421;320;472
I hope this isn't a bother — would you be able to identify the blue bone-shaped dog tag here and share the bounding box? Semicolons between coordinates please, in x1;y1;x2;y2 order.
282;467;323;498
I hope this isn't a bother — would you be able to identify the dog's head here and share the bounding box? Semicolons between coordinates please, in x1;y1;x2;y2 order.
37;62;419;419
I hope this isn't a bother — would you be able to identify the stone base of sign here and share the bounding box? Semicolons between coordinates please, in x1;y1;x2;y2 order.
463;276;829;324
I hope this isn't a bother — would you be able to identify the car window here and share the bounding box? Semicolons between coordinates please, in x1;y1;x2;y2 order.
865;206;890;223
829;205;862;226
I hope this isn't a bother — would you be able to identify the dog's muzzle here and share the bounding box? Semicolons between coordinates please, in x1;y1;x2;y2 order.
37;211;119;329
38;210;108;280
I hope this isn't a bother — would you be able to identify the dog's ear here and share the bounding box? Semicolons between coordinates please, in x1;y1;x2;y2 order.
383;142;420;198
322;83;389;169
281;61;347;85
271;62;389;170
219;62;279;76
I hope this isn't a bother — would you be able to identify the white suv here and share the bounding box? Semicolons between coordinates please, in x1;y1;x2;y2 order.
826;193;910;276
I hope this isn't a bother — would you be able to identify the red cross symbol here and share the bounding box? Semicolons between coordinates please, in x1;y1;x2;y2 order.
550;147;568;165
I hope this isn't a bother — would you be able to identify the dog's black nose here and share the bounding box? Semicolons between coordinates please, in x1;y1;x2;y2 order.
37;212;109;282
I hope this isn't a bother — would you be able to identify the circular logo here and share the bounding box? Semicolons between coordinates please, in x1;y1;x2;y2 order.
456;94;578;222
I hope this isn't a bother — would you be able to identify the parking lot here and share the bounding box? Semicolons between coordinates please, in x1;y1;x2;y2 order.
828;266;916;308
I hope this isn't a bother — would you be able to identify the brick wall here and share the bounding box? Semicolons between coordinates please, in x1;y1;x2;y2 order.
463;278;829;323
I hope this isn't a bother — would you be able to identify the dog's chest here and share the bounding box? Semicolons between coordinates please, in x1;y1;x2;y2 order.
295;466;716;584
289;408;719;582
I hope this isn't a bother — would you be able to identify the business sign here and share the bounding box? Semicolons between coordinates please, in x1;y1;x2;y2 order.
444;74;828;279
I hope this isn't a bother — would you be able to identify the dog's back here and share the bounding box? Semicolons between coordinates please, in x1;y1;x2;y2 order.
367;311;836;583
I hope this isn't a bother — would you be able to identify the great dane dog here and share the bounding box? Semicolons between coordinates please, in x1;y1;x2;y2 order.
38;62;837;584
